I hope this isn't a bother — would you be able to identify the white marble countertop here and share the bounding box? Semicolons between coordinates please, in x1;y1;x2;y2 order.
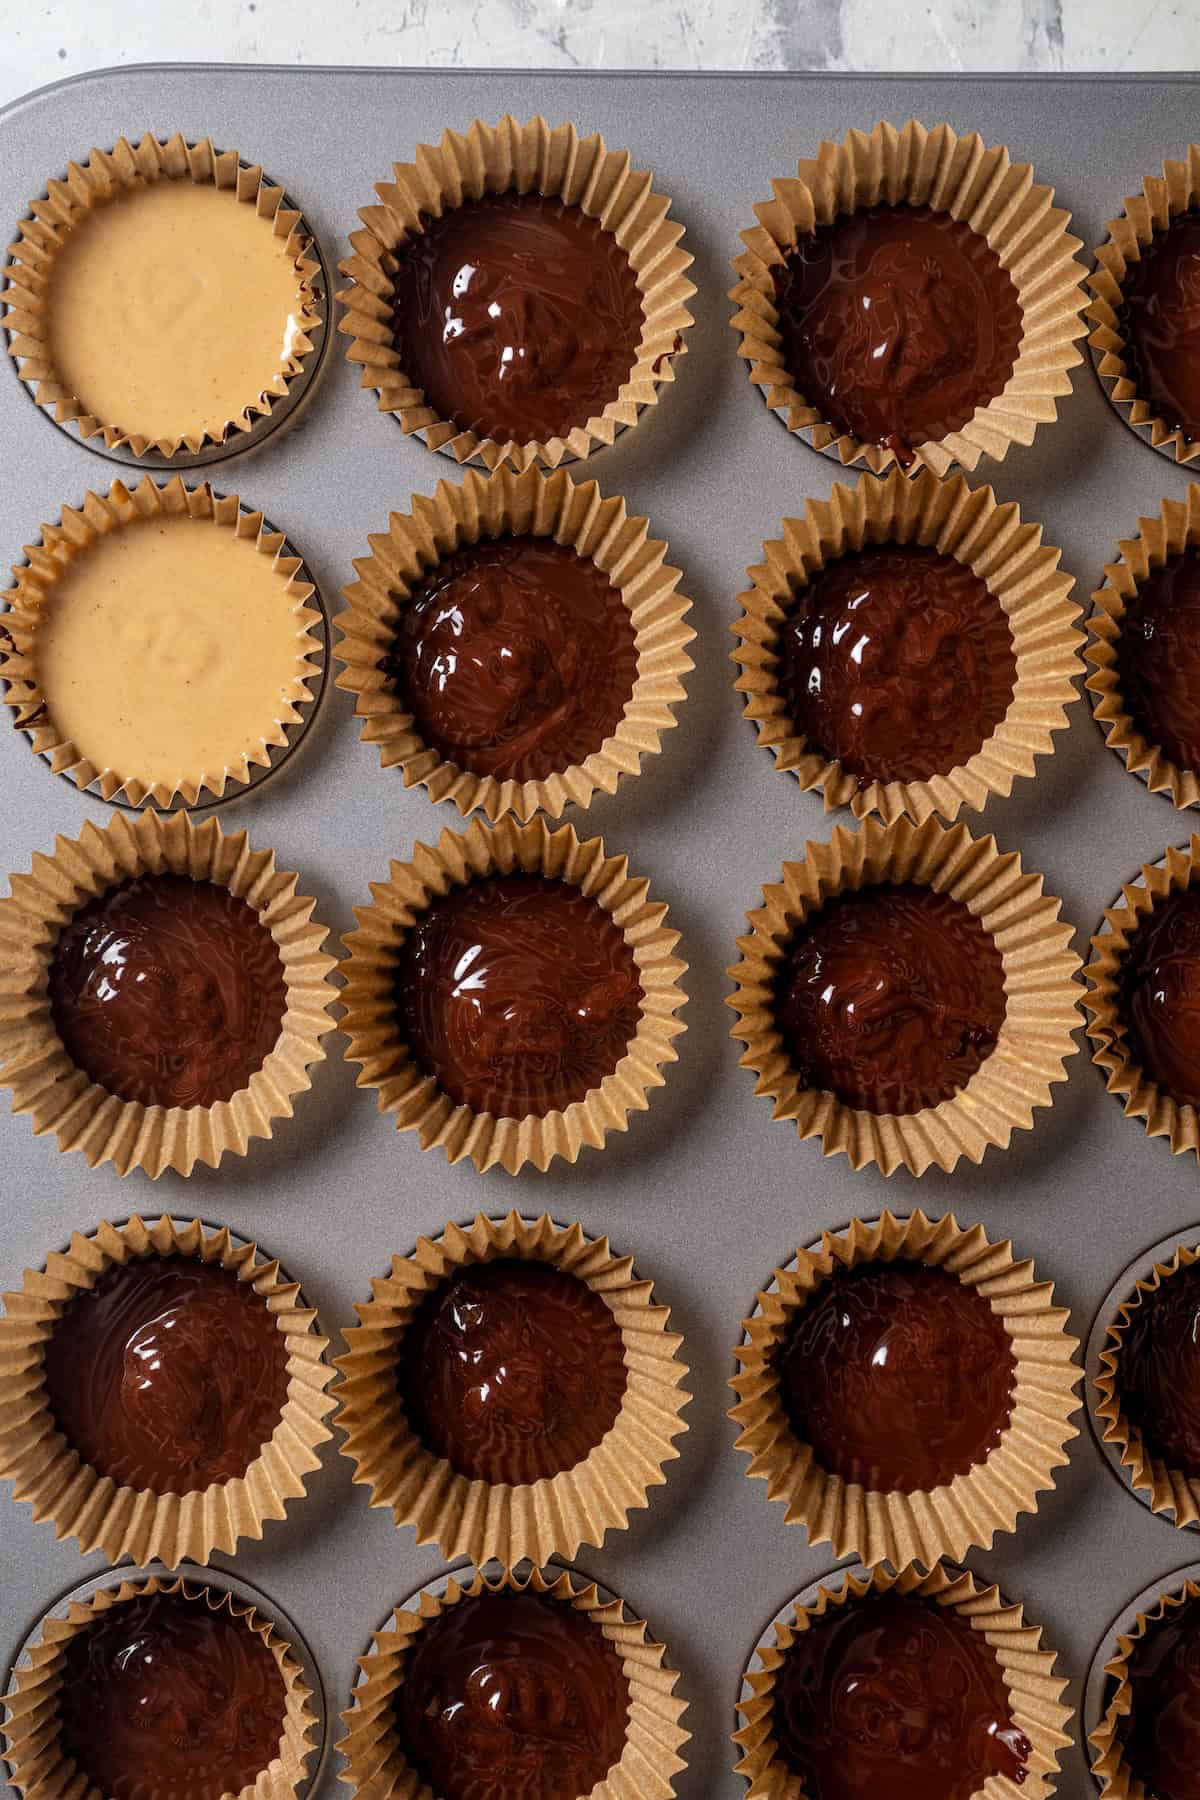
1;0;1196;112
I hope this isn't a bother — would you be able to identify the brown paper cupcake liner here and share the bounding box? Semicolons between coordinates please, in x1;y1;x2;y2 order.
1;475;324;809
732;467;1083;824
727;815;1083;1177
0;809;338;1177
2;1572;318;1800
734;1561;1073;1798
730;118;1088;477
1087;146;1200;465
730;1209;1081;1569
1090;1575;1200;1795
336;465;694;820
1084;840;1200;1158
1086;488;1200;808
335;1210;689;1566
337;1562;689;1798
340;816;687;1174
337;114;695;472
3;132;324;462
0;1214;336;1566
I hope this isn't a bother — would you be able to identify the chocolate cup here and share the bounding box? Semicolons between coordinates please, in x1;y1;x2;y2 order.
730;1209;1081;1569
334;1209;689;1566
3;133;325;466
0;809;338;1178
336;465;693;821
732;467;1082;825
339;815;687;1175
734;1561;1073;1799
730;117;1088;478
337;1563;689;1799
337;114;695;472
1089;1575;1200;1797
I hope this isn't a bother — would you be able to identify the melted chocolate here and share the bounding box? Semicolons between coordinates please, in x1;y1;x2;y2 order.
1118;1594;1200;1800
1117;547;1200;774
1118;1261;1200;1479
399;1258;626;1486
773;203;1022;466
43;1256;289;1494
780;545;1016;785
384;535;637;783
394;874;642;1118
397;1589;629;1800
1118;208;1200;444
778;1260;1015;1493
1118;888;1200;1110
772;1592;1030;1800
57;1590;286;1799
775;883;1006;1114
48;874;286;1110
390;192;644;445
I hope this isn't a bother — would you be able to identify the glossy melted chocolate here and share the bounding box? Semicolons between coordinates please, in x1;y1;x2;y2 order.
394;874;642;1118
1118;208;1200;444
775;883;1006;1115
1117;547;1200;774
43;1255;289;1494
1118;1594;1200;1800
384;535;638;783
1118;888;1200;1110
397;1589;630;1800
773;203;1023;466
1118;1261;1200;1479
778;1260;1016;1493
400;1258;627;1485
57;1590;286;1799
780;545;1016;785
390;191;644;445
48;874;286;1110
772;1592;1031;1800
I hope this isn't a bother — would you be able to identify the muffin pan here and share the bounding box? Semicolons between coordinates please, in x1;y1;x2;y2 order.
5;65;1200;1798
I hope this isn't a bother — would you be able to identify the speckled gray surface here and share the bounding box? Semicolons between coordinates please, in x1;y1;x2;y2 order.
3;65;1200;1800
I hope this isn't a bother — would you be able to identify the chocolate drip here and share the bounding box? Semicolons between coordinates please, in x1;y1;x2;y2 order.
1118;1594;1200;1799
1118;888;1200;1109
1118;1260;1200;1479
1118;208;1200;444
1117;547;1200;775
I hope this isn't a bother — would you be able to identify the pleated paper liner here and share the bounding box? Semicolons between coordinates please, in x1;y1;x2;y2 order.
337;1563;689;1799
732;467;1083;825
730;117;1088;477
1090;1576;1200;1796
726;815;1083;1177
337;114;695;472
340;816;687;1175
335;1210;689;1566
0;810;338;1178
1084;840;1200;1159
1;476;324;809
1086;488;1200;809
2;1573;318;1800
0;1214;335;1566
734;1562;1073;1799
3;133;325;464
336;465;694;820
729;1209;1081;1570
1087;146;1200;466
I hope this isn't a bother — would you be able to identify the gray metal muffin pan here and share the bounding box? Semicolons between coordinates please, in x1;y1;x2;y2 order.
4;65;1200;1799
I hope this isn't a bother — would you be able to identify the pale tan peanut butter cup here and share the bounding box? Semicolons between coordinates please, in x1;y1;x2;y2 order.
335;1210;689;1566
336;465;693;820
730;1209;1081;1569
4;133;324;461
340;816;687;1175
1090;1578;1200;1796
337;114;695;471
337;1564;689;1799
730;118;1088;477
727;815;1083;1177
2;1573;319;1800
734;1562;1073;1799
0;810;338;1178
1095;1243;1200;1527
732;467;1082;824
1;476;323;809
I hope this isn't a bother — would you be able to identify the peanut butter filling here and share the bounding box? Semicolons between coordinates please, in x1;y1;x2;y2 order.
45;181;307;444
